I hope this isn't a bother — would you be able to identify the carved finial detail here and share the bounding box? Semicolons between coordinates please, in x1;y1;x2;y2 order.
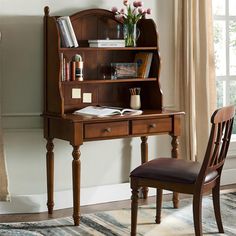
44;6;50;16
141;136;148;143
72;146;81;161
171;135;179;159
46;138;54;152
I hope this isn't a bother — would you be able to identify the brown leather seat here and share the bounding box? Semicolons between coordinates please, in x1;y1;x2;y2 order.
131;158;218;184
130;105;235;236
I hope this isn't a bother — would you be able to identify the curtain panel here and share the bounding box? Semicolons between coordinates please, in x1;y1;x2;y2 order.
0;54;10;200
0;120;9;201
174;0;216;161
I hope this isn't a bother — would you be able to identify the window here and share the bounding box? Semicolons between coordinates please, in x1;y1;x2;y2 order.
213;0;236;136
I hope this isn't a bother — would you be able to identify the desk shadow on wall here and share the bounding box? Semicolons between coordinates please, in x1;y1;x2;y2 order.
0;16;43;118
120;135;172;185
121;138;132;183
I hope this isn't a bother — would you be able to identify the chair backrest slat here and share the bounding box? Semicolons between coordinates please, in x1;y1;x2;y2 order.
197;106;235;185
219;119;233;162
210;123;222;167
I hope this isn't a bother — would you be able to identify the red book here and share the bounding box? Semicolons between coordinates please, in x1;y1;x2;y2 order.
65;62;70;81
71;61;76;81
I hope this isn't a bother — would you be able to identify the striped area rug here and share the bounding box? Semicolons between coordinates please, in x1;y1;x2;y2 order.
0;192;235;235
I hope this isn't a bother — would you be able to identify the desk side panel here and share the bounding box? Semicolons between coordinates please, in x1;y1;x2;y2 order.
44;15;64;115
46;118;83;145
171;114;182;136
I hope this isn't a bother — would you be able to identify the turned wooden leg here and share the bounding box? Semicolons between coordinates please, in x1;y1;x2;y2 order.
131;185;139;236
193;193;203;236
140;136;148;199
212;181;224;233
155;188;163;224
171;135;179;208
46;138;54;214
72;145;81;226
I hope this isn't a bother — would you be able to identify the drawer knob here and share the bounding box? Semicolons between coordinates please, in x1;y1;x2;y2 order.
104;127;111;133
149;123;156;128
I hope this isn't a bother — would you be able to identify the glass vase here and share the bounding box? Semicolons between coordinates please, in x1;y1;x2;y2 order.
123;23;139;47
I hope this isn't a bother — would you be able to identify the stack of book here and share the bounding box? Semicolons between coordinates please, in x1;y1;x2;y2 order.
88;39;125;48
57;16;79;48
60;53;75;82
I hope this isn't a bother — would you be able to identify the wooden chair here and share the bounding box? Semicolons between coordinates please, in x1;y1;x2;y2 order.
130;105;235;236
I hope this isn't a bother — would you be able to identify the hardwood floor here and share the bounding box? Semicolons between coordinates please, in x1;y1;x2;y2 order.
0;184;235;223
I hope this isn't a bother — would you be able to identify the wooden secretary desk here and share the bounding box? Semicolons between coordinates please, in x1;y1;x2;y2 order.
43;7;184;226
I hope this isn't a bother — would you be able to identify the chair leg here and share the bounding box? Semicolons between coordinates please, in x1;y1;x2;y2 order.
212;182;224;233
131;186;139;236
193;193;203;236
155;188;163;224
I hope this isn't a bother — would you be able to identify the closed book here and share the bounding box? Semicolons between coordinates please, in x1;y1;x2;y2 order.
65;62;70;81
59;16;79;47
88;40;125;48
60;53;64;81
57;18;74;48
63;58;66;81
89;43;125;47
57;20;70;48
88;40;125;43
134;53;153;78
71;61;76;81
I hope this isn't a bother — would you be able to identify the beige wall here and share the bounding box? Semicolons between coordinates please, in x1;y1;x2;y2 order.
0;0;175;197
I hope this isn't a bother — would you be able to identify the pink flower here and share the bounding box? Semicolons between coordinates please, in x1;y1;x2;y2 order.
111;0;151;24
138;8;143;14
133;1;139;7
120;8;125;14
133;1;143;7
138;1;143;7
142;10;147;14
123;0;129;6
111;6;118;13
146;8;151;14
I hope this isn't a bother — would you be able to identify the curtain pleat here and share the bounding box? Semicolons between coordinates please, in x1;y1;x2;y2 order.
0;124;10;201
0;56;10;200
174;0;216;161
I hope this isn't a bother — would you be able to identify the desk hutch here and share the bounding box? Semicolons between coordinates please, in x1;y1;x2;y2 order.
43;6;184;226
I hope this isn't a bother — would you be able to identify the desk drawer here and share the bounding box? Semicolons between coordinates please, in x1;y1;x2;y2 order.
132;118;172;135
84;121;129;139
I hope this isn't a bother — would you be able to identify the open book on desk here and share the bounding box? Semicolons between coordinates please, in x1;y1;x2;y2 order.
73;106;143;117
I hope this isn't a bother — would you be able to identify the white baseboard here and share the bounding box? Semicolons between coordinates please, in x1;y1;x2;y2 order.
221;168;236;185
1;168;235;215
0;183;159;214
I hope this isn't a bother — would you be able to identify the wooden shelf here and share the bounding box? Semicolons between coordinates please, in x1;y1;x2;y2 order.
61;78;157;84
60;47;158;51
44;8;162;114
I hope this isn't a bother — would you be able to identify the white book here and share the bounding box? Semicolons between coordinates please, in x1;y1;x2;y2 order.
88;39;125;48
60;53;64;81
88;40;125;43
59;16;79;47
73;106;143;117
89;43;125;48
57;18;74;48
57;20;70;47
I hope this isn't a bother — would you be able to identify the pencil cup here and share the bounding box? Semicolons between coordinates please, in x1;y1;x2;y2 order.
130;95;141;110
